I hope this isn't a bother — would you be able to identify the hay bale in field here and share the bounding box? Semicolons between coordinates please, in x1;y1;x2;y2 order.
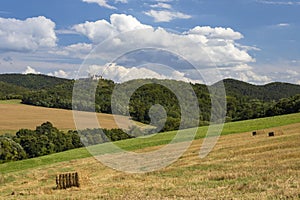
252;130;265;136
268;132;275;137
56;172;80;189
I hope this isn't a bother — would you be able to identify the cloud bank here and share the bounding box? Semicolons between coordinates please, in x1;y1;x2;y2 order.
0;13;276;84
73;14;253;67
0;16;57;52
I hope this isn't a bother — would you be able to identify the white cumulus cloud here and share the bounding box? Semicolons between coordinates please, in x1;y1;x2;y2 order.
73;14;151;43
257;0;300;5
219;64;271;84
187;26;243;40
23;66;40;74
144;10;192;22
286;69;299;76
276;23;290;27
49;43;93;59
110;14;152;32
150;3;172;9
82;0;128;9
115;0;127;3
88;63;196;83
155;0;173;2
73;20;116;43
48;70;69;78
72;14;254;69
0;16;57;52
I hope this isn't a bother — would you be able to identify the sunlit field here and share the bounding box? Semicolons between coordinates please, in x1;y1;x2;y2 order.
0;100;135;134
1;113;300;199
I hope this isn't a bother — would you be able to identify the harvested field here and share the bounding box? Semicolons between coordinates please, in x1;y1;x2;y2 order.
0;122;299;199
0;103;134;133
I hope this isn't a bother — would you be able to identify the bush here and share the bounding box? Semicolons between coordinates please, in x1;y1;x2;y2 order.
0;136;27;163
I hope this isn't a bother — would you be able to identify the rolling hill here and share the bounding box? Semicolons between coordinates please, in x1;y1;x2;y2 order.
0;73;71;90
1;73;300;129
217;78;300;101
2;74;300;102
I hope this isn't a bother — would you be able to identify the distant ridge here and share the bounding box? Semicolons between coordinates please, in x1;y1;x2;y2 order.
0;73;71;90
1;74;300;102
214;78;300;101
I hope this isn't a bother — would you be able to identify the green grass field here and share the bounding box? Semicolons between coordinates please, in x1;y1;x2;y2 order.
1;112;300;174
0;99;21;104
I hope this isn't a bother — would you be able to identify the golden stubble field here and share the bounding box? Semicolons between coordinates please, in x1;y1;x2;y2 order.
1;123;299;199
0;103;134;133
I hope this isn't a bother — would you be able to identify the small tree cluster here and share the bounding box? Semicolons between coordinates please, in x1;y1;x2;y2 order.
12;122;83;159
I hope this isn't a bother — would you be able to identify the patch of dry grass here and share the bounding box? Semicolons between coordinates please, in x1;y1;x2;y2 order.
0;104;136;134
1;123;299;199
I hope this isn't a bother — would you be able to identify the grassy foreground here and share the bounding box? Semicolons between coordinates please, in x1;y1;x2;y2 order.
1;112;300;174
0;116;300;199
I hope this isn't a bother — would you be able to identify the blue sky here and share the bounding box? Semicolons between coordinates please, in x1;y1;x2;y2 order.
0;0;299;84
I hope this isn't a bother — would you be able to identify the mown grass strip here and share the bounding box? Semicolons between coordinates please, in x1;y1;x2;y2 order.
0;99;21;104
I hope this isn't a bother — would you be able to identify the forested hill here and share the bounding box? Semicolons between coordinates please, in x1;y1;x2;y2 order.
1;73;300;131
0;73;71;90
0;81;30;100
1;74;300;100
218;79;300;101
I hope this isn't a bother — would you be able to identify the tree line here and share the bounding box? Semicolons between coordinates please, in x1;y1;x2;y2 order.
1;74;300;131
21;78;300;131
0;122;136;163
